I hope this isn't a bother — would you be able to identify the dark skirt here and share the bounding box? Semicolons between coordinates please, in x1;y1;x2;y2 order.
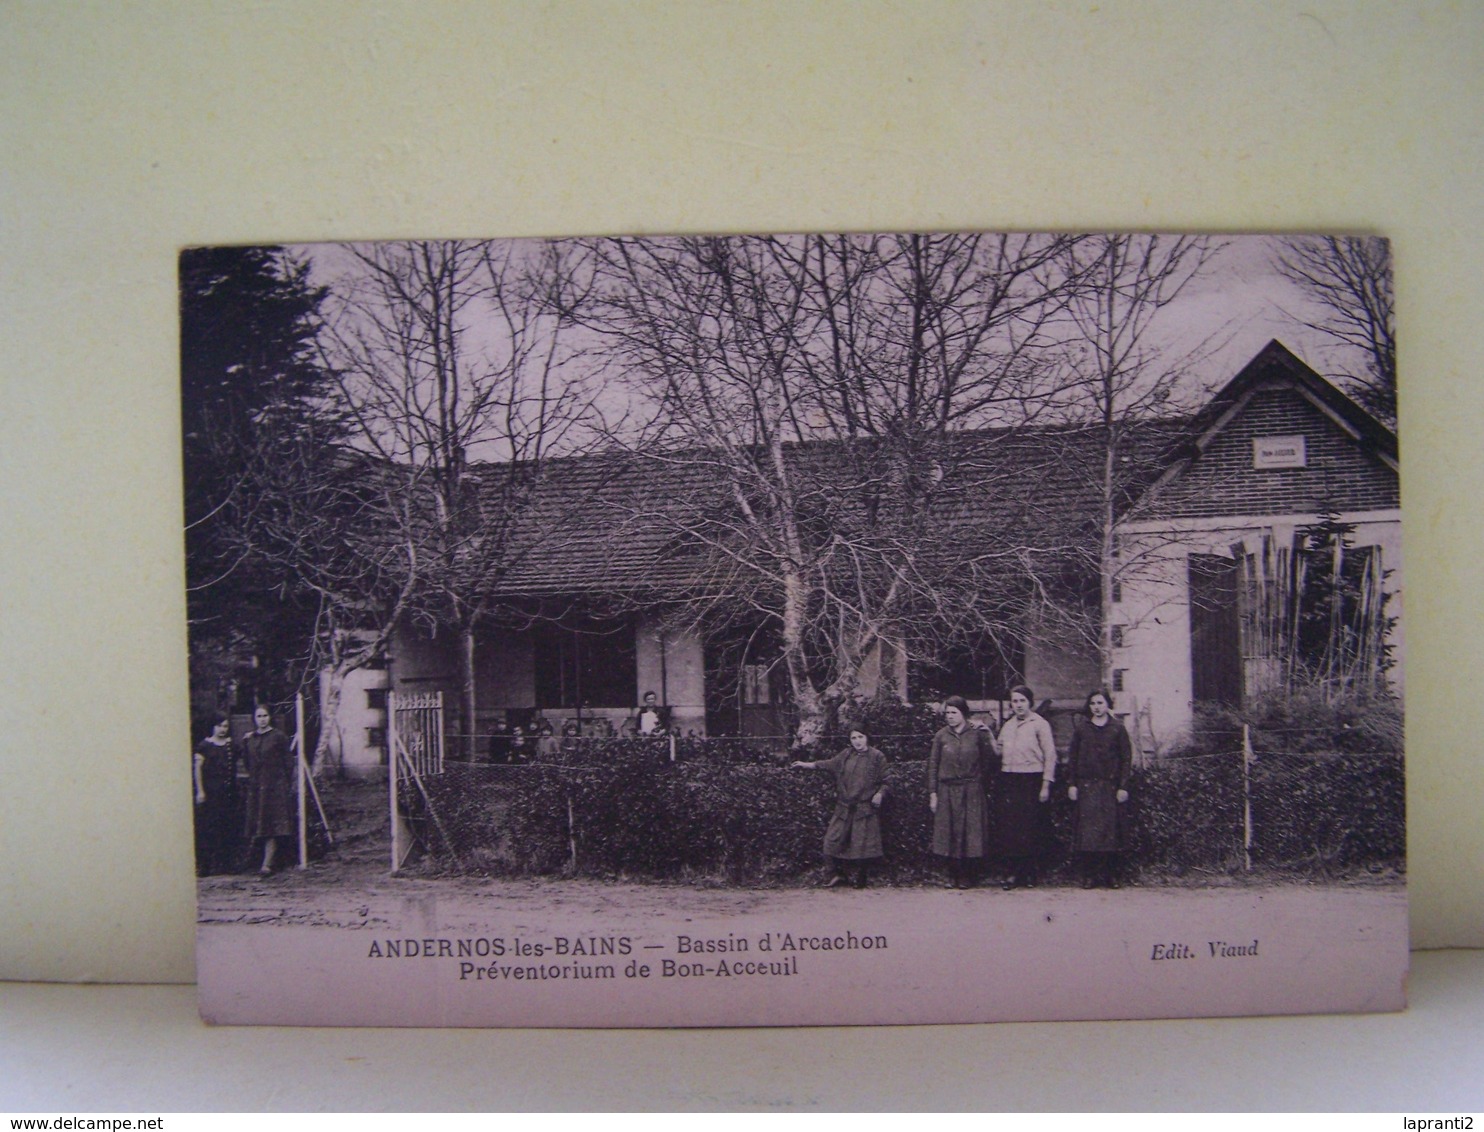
823;801;884;860
993;772;1047;857
245;767;294;840
932;780;987;859
1073;781;1123;852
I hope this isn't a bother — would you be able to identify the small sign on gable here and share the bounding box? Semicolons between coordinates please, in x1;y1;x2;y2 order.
1253;435;1307;469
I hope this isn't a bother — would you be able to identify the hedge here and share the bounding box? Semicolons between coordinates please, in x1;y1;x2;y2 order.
407;739;1404;883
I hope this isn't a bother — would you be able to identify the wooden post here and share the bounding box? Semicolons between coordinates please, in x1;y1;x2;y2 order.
1242;724;1254;872
389;691;401;873
295;694;308;869
566;792;578;873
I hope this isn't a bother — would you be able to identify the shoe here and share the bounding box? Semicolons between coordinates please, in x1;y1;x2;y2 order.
1108;878;1122;889
1001;877;1018;891
823;874;845;888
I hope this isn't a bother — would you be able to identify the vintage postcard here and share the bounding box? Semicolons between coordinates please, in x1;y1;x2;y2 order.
184;232;1405;1026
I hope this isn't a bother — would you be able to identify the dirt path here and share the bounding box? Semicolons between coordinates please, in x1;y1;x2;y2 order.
197;857;1405;935
199;776;1403;935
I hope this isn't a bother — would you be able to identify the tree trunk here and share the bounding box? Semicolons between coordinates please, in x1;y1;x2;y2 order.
460;623;479;762
1099;418;1118;685
313;662;349;777
778;557;828;749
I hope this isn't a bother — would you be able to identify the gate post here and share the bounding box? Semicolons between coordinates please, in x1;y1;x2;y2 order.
1242;723;1254;872
389;691;401;873
296;693;308;870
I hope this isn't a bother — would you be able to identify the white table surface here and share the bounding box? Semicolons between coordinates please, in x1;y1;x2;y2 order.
2;949;1481;1112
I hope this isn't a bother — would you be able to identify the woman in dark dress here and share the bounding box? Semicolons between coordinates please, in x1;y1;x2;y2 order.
792;726;888;888
242;705;294;875
928;695;998;889
192;716;237;875
1066;688;1133;888
993;684;1057;889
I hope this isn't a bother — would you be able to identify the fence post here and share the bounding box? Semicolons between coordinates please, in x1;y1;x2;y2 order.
389;691;401;873
1242;723;1254;872
567;792;578;873
296;693;308;870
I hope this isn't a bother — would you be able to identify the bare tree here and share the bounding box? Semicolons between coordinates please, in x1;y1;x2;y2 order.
587;233;1083;745
224;423;422;770
318;239;597;758
1273;236;1395;423
1055;233;1223;683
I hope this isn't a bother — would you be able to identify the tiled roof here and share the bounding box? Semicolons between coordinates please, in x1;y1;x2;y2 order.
395;342;1396;602
479;420;1189;600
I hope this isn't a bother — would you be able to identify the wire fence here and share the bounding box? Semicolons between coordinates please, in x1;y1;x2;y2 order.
389;729;1403;884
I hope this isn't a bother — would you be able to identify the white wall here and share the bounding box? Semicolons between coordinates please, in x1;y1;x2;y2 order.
636;614;707;735
1117;511;1404;753
319;665;389;778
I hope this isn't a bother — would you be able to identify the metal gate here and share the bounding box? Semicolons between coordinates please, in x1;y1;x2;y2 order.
387;690;448;870
390;690;445;779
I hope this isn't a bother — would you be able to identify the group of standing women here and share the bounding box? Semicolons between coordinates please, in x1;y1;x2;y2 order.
931;685;1134;889
795;685;1133;891
192;705;296;877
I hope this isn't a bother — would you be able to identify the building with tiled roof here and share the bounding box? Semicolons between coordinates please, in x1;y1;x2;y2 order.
325;341;1402;772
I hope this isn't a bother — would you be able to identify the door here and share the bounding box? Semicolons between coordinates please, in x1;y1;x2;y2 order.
1188;553;1243;707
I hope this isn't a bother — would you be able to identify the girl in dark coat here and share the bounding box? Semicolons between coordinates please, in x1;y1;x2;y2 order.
1067;688;1134;888
792;726;887;888
242;705;294;875
928;695;998;889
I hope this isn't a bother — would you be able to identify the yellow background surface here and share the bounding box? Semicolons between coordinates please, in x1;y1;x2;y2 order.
2;1;1479;984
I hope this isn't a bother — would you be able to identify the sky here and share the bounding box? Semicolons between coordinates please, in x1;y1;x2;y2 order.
1167;234;1350;387
295;232;1368;454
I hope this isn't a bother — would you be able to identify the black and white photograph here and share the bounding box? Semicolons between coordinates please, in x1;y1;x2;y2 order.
183;231;1405;1027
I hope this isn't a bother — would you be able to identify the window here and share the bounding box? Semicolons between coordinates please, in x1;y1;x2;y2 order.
1112;669;1127;693
1110;625;1124;649
366;727;386;749
533;616;637;709
1111;580;1123;604
366;688;388;710
909;634;1025;702
741;664;773;705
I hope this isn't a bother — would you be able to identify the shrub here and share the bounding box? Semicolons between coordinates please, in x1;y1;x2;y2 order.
408;726;1404;883
1125;754;1247;874
1247;751;1405;871
1198;687;1404;756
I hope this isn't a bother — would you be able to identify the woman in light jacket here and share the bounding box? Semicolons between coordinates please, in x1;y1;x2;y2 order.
993;684;1056;889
